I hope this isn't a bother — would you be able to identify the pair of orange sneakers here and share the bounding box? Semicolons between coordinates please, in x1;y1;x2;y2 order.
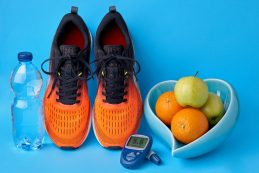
41;6;142;149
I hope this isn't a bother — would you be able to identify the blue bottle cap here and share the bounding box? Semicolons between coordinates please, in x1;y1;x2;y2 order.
18;52;33;62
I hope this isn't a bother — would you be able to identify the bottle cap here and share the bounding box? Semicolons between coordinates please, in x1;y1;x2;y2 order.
18;52;33;62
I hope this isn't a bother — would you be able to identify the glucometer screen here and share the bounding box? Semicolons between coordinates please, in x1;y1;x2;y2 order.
126;136;148;148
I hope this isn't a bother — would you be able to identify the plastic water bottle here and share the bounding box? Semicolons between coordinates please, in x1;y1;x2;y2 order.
10;52;44;150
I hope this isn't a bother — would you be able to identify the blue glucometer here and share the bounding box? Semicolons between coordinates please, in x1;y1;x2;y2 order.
120;134;161;169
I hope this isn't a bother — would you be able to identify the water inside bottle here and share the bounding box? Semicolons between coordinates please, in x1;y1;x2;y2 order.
11;53;44;151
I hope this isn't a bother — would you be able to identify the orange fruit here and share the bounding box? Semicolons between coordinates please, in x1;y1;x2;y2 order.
155;91;183;126
171;108;209;144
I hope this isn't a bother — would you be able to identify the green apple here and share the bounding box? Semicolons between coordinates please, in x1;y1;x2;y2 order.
201;93;225;126
174;76;208;108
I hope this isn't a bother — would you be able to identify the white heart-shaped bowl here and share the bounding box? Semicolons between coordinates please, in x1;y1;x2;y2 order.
144;79;239;158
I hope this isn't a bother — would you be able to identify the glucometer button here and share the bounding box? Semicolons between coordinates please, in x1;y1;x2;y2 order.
126;152;136;161
127;152;136;157
126;156;134;161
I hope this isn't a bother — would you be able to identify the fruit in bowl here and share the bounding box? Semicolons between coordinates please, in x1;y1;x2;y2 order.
155;91;183;126
171;108;209;144
174;74;208;108
144;79;239;158
155;75;227;145
201;93;225;125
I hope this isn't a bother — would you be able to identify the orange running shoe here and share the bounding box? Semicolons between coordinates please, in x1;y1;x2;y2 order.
41;7;92;148
93;6;143;148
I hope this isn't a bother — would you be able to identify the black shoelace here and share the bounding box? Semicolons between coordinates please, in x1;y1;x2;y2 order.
92;55;140;104
41;50;93;105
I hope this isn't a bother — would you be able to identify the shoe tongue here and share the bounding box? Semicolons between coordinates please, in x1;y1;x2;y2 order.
102;45;125;104
106;61;124;79
104;60;125;104
103;45;124;78
60;45;80;57
59;47;79;105
59;61;78;105
59;45;80;79
103;45;123;56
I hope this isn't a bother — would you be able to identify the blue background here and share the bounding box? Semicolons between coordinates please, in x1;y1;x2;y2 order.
0;0;258;172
